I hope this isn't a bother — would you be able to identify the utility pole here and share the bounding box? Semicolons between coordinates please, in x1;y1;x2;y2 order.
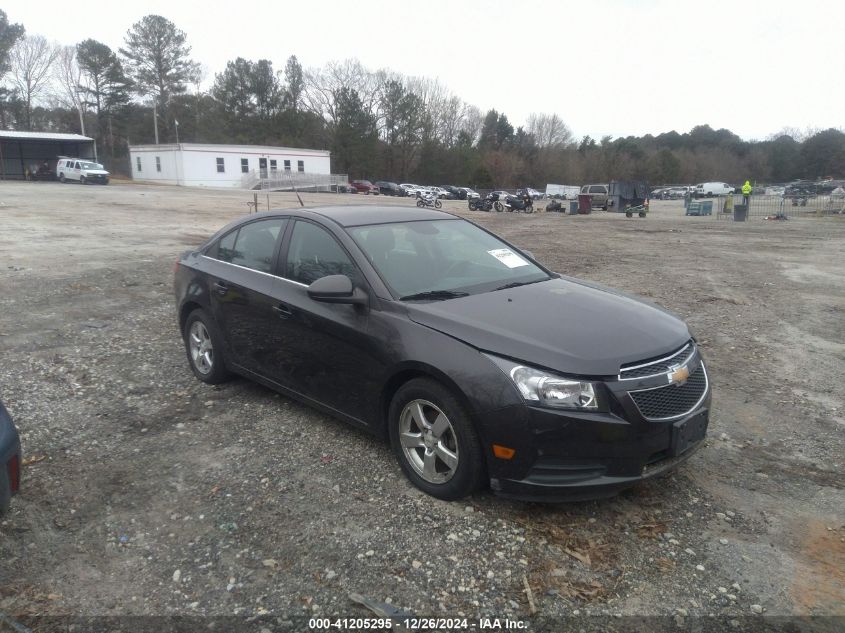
153;100;159;145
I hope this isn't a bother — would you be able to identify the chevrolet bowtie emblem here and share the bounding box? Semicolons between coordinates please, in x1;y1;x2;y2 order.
668;365;690;385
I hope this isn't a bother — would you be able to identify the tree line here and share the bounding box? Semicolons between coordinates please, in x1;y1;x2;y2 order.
1;10;843;187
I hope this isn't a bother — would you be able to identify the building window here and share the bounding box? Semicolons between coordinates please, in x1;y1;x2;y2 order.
297;160;305;173
241;158;249;173
270;159;277;172
136;157;142;172
216;157;225;173
284;160;291;172
155;156;161;172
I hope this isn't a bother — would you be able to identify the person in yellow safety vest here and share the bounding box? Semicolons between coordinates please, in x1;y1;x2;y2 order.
742;180;752;206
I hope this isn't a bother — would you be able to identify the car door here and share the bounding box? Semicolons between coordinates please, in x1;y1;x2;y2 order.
205;217;288;374
263;219;383;422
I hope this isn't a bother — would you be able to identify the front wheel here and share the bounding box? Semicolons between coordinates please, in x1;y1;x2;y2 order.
639;212;646;218
494;202;503;212
626;212;633;218
416;199;425;208
59;173;65;183
434;199;442;209
389;378;485;500
80;176;86;185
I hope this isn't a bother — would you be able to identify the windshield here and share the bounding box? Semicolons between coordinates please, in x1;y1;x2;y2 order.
349;219;550;300
80;162;104;170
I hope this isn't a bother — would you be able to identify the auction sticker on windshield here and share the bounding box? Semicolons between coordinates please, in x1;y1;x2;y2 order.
487;249;529;268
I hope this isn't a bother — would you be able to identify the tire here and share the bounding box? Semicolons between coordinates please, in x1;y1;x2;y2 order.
80;175;86;185
602;205;608;211
388;378;485;500
183;308;232;384
434;199;442;209
626;212;633;218
494;202;503;212
416;199;425;208
59;173;65;183
639;212;646;218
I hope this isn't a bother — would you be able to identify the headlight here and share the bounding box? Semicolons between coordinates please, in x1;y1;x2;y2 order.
485;354;599;410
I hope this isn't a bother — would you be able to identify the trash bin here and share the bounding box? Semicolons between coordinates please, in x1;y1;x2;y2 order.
577;194;592;214
569;200;578;214
734;204;748;222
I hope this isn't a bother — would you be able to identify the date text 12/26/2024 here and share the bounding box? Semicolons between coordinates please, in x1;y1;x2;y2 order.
308;617;527;630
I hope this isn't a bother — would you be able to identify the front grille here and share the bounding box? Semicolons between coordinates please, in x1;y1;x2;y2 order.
629;365;708;420
620;341;695;379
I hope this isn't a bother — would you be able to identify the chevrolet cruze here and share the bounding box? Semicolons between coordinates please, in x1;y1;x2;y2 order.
174;206;710;501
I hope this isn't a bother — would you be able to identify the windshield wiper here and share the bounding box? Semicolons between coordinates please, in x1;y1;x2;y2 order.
494;278;548;291
400;290;470;301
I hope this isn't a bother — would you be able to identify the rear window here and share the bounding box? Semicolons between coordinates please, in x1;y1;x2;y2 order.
589;185;606;194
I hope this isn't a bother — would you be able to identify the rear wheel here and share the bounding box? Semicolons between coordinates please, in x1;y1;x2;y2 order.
435;199;442;209
639;211;646;218
389;378;485;500
626;211;633;218
59;173;65;183
80;175;86;185
183;308;231;384
494;202;503;212
416;199;425;208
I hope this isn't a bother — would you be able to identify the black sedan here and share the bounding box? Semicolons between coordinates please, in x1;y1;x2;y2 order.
0;400;21;515
174;206;710;501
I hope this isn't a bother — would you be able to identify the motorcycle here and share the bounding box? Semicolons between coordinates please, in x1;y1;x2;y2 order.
468;193;495;212
501;194;534;213
416;192;442;209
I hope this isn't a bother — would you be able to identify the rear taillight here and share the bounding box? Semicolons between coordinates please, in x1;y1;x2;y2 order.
7;454;20;494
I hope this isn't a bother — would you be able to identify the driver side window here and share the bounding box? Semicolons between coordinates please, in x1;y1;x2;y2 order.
285;221;358;285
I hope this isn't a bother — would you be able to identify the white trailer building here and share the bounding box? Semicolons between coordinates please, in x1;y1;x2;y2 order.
128;143;332;188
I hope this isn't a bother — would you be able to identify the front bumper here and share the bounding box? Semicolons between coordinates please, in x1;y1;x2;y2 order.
479;356;711;502
0;404;21;515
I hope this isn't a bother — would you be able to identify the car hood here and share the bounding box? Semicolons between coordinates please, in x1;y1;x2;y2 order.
404;277;691;376
83;169;109;175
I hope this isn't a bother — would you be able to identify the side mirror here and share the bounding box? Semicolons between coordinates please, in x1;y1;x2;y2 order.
307;275;368;305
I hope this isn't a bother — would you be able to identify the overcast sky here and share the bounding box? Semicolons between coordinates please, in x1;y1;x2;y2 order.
7;0;843;141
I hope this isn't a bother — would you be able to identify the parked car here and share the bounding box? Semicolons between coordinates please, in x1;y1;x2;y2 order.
175;206;710;501
459;187;480;199
0;400;21;516
580;184;609;210
491;190;511;200
525;188;544;200
400;184;424;197
56;157;110;184
375;181;407;196
428;186;453;200
331;184;357;194
694;182;735;197
350;180;379;195
439;185;464;200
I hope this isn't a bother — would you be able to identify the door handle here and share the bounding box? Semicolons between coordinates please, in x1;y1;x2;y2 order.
213;281;229;295
274;303;293;319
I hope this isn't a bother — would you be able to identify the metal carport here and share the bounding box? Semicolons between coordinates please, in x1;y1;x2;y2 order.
0;131;95;180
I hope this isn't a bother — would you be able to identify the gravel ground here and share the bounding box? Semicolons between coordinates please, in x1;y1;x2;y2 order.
0;182;843;630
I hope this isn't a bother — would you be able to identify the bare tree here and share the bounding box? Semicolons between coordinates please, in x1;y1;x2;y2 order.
9;34;58;129
52;45;89;136
526;112;573;148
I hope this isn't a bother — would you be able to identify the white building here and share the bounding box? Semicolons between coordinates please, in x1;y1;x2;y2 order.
128;143;332;188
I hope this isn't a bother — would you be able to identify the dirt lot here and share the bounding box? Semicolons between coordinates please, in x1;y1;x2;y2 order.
1;181;843;629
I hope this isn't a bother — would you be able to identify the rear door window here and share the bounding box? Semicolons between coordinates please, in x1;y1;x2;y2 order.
230;219;286;273
216;229;238;263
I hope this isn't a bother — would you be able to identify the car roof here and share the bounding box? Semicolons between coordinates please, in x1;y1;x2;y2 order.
237;205;458;229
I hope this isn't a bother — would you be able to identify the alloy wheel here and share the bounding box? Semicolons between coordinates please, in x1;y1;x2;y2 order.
189;321;214;374
398;399;459;484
